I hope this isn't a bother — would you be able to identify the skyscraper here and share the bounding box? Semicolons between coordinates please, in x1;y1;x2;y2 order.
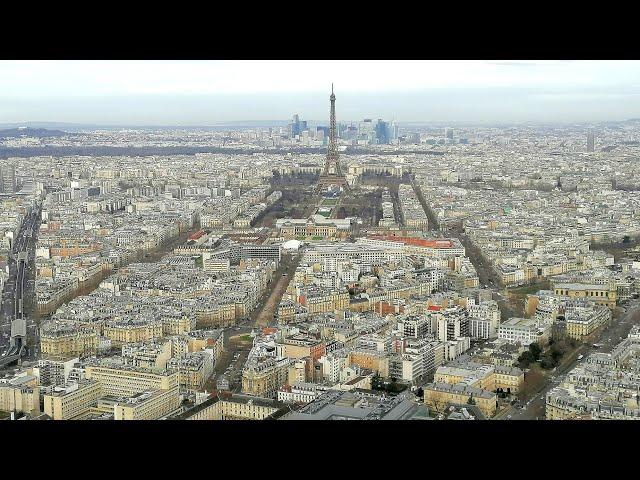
445;128;454;140
390;120;399;143
375;119;390;144
0;165;16;194
587;131;595;152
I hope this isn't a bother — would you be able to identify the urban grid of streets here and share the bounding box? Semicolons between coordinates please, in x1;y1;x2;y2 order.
3;106;640;421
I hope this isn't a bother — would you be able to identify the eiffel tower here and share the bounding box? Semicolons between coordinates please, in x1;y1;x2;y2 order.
317;84;349;192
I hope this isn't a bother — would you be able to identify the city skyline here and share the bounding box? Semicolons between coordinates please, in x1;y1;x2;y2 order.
2;60;640;125
3;61;640;424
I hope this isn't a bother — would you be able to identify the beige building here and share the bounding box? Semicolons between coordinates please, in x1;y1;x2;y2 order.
348;350;390;377
162;315;195;336
565;306;611;340
85;363;179;397
122;341;173;370
40;327;98;358
181;393;284;420
553;282;617;309
103;319;164;346
278;216;339;239
434;363;524;395
44;380;180;420
242;358;293;398
196;302;237;328
0;375;41;416
44;381;103;420
186;330;224;360
300;290;350;314
167;352;214;391
425;383;497;418
113;387;181;420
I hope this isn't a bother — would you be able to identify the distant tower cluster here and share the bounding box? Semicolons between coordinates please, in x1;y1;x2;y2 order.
289;114;308;138
587;131;595;152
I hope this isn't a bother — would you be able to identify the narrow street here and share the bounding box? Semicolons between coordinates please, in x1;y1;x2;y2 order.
251;251;302;327
410;178;439;231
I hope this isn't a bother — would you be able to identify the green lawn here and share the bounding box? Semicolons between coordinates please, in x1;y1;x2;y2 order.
508;280;550;296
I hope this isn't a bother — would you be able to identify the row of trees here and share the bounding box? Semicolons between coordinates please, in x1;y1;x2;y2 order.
518;338;579;370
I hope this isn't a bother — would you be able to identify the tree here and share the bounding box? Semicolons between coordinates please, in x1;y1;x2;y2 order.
467;395;476;405
623;235;631;244
529;342;542;361
371;372;384;390
517;350;535;369
540;353;557;370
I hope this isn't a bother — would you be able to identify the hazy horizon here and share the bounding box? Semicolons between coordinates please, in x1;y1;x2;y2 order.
2;60;640;126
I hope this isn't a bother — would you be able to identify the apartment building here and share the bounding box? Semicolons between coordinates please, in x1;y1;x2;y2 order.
424;383;497;418
43;380;103;420
167;351;214;391
40;325;98;358
498;318;550;346
0;374;40;416
84;363;179;397
242;357;293;398
103;318;164;346
113;387;181;420
180;393;284;420
564;305;611;340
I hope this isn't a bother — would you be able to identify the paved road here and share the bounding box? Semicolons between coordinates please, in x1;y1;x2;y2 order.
1;202;42;365
207;326;254;392
251;252;302;327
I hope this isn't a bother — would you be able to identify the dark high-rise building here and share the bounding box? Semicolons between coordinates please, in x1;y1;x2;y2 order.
587;131;595;152
0;165;16;194
445;128;454;140
375;119;390;144
316;126;329;137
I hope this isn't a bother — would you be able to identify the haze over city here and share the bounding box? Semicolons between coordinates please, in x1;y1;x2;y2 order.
2;60;640;125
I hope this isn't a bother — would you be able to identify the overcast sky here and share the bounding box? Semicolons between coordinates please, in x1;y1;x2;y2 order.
1;60;640;125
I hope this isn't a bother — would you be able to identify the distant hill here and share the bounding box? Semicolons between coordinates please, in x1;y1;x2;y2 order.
0;127;68;138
